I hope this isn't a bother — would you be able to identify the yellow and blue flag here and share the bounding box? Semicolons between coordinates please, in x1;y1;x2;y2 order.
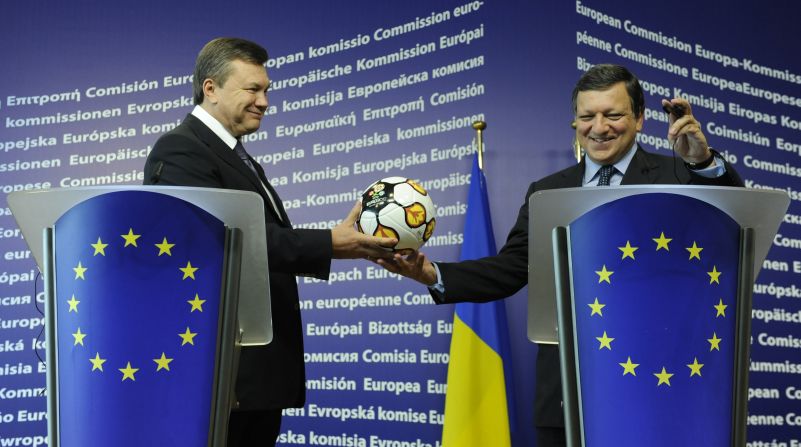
442;155;514;446
568;193;740;446
53;191;226;446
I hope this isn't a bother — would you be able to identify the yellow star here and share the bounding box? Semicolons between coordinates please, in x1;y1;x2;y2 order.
153;352;174;371
595;265;613;284
619;357;639;376
687;358;704;377
121;228;141;247
90;352;106;372
714;299;728;317
73;262;87;280
155;237;175;256
653;232;672;251
654;367;674;386
188;294;206;312
72;327;87;346
119;362;139;381
596;331;614;350
686;241;703;260
91;237;108;256
67;294;80;313
618;241;638;260
180;261;198;280
708;332;722;351
708;266;721;284
179;327;197;346
588;298;605;316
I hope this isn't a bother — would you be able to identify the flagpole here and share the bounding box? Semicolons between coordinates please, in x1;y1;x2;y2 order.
442;119;513;447
472;120;486;171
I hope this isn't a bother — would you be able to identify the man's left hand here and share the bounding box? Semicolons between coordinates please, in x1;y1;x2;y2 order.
662;98;713;165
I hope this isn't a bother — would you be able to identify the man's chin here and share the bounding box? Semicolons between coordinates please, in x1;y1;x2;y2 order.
242;122;262;134
586;148;619;164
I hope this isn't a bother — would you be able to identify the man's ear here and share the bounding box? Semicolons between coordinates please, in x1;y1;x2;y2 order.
202;78;217;104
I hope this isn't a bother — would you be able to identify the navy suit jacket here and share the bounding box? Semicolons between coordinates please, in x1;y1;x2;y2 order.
432;146;744;427
144;113;332;410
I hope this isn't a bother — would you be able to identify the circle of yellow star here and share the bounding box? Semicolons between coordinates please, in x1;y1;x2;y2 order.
153;353;174;371
619;357;639;376
90;353;107;372
708;332;722;351
714;299;728;317
67;294;80;313
588;298;605;316
707;266;721;284
618;241;638;260
654;367;674;386
155;237;175;256
119;362;139;381
687;358;704;377
596;331;614;350
73;261;88;280
686;242;703;260
179;327;198;346
91;237;108;256
180;261;198;280
121;228;141;247
653;232;672;251
188;294;206;312
72;327;87;346
595;265;613;284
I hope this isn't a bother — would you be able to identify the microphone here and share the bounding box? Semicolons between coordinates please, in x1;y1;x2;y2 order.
662;103;686;119
150;161;164;184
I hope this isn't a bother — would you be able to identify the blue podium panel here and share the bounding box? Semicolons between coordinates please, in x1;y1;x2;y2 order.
53;191;225;447
568;193;740;447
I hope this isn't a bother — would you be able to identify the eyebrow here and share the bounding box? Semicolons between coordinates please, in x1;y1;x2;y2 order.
243;81;270;91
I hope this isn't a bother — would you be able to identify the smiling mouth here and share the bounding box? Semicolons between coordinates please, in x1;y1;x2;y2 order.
590;136;615;143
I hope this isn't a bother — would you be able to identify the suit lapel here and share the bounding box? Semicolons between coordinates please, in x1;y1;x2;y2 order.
184;114;288;224
560;159;585;187
251;159;292;225
621;146;661;185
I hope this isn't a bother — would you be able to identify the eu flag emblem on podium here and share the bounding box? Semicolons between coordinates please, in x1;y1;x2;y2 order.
567;193;740;446
53;191;225;447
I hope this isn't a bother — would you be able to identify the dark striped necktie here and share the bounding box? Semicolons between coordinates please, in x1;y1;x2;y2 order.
234;141;258;177
233;140;283;222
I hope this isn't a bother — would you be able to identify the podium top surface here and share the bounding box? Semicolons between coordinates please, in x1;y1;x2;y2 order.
8;185;273;346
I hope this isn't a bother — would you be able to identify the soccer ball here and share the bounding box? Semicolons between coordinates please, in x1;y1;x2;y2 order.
357;177;436;253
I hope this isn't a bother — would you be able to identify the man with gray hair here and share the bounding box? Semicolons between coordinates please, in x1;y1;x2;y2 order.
144;37;395;446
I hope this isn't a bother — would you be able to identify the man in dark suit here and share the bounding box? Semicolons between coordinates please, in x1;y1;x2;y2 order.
378;64;744;446
143;37;395;446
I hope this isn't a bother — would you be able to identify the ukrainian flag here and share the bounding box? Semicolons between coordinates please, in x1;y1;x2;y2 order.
442;154;514;446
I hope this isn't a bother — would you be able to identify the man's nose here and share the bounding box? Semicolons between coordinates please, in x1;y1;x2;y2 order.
255;91;268;109
590;114;610;133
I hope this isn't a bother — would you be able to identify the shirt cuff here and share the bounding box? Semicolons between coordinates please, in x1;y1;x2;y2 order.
430;262;445;293
690;155;727;178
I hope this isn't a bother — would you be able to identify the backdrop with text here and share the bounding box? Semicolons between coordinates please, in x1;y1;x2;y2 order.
1;1;800;445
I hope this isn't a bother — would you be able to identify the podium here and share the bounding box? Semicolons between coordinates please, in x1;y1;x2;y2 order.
526;186;789;446
8;186;273;447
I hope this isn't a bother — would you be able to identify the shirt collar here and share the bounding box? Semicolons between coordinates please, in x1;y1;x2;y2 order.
191;105;238;150
583;143;638;185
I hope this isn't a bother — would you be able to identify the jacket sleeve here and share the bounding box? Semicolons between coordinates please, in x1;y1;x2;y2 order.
431;182;537;304
687;152;745;187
